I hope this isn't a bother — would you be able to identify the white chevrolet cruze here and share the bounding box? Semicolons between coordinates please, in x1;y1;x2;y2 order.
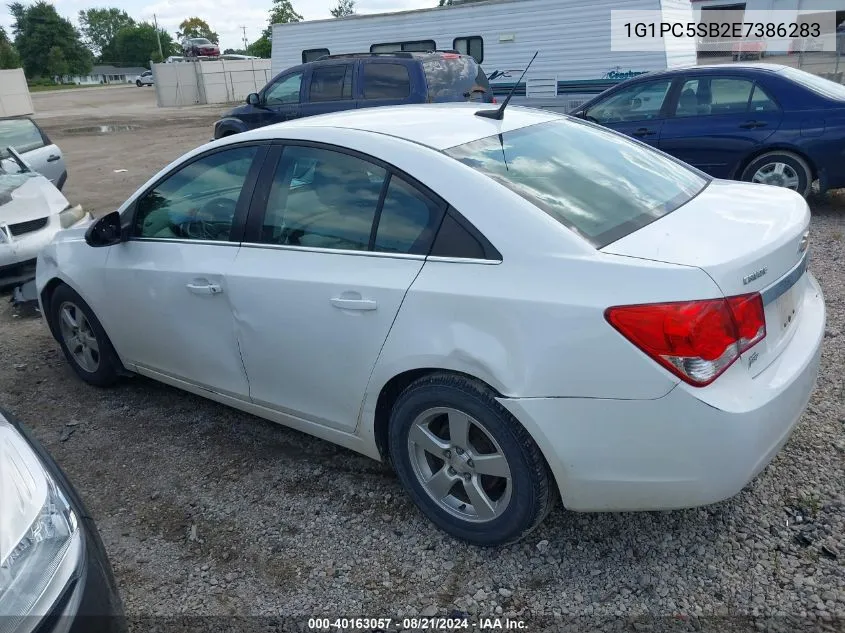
35;104;825;545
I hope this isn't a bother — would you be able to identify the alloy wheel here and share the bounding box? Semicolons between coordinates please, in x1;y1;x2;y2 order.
752;162;800;190
407;407;512;523
58;301;100;373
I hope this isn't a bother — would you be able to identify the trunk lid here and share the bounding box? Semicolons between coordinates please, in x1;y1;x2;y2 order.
603;179;811;377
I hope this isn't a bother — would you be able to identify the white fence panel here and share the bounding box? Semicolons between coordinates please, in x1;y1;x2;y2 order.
153;59;272;107
0;69;34;117
152;62;201;107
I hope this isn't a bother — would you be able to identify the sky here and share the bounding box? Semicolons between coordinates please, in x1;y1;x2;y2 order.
0;0;432;52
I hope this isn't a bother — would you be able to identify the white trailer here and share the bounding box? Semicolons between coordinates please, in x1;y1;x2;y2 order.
271;0;697;112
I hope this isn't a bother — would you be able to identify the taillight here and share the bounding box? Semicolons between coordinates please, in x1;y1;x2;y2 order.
605;293;766;387
491;97;497;104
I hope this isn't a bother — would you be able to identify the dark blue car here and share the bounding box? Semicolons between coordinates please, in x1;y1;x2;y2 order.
213;51;493;140
573;64;845;197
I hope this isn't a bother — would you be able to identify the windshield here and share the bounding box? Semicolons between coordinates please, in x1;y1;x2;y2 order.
193;38;212;45
780;66;845;100
443;118;708;248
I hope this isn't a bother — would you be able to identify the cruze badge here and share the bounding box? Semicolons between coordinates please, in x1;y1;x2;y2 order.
743;267;768;285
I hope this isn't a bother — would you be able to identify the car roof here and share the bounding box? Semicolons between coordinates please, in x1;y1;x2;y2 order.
629;62;787;82
236;103;562;150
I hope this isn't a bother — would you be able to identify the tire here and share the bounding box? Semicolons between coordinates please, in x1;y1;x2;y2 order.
388;373;556;546
50;284;121;387
740;150;813;198
136;80;142;87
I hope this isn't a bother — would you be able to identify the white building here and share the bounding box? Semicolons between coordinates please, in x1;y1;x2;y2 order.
67;65;149;86
270;0;698;111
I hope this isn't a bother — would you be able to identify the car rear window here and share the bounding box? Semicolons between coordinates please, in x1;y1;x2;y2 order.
0;118;45;158
779;66;845;100
423;56;491;102
443;118;708;248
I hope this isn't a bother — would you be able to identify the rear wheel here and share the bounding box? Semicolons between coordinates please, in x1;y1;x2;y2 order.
388;373;556;546
136;80;142;87
51;284;121;387
740;150;813;198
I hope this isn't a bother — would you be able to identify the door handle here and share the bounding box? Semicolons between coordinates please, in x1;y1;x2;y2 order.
739;120;768;129
46;155;61;162
330;297;378;311
186;282;222;295
633;127;655;137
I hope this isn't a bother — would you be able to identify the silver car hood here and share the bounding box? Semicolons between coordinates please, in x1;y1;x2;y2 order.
0;173;70;225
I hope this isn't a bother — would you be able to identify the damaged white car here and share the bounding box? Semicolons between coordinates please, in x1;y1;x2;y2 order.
0;148;88;297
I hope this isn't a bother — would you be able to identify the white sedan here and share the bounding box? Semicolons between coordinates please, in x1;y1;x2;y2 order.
35;104;825;545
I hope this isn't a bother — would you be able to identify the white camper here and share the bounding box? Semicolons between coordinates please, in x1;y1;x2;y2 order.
271;0;697;111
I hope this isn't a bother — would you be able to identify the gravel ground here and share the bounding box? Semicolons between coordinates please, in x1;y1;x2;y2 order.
1;89;844;632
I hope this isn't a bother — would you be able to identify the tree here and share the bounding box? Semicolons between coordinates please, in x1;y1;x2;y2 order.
268;0;302;26
251;0;302;57
10;1;92;78
246;37;271;58
101;23;176;66
46;45;67;77
0;26;21;69
177;17;218;43
329;0;355;18
78;8;135;56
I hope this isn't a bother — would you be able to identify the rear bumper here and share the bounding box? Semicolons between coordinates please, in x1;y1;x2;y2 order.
499;273;825;512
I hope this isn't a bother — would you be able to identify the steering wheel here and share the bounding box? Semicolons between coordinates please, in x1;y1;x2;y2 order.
169;197;237;241
199;197;238;221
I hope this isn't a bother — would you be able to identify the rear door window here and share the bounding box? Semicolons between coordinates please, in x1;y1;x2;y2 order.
423;56;491;102
444;118;708;248
675;77;755;117
362;63;411;99
309;65;352;102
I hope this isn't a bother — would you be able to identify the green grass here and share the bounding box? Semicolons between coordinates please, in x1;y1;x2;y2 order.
27;83;106;92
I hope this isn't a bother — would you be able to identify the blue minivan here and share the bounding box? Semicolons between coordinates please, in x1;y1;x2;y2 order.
213;51;493;139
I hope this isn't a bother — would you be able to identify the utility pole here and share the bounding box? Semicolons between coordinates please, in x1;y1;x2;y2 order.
153;13;164;59
240;25;248;51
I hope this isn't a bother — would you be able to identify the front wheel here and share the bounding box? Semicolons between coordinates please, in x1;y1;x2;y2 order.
51;284;122;387
388;373;556;546
740;150;813;198
136;80;142;87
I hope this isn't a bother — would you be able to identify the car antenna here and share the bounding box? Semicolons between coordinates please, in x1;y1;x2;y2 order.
476;51;538;120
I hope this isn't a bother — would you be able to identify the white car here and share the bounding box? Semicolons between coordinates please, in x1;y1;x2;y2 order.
1;155;86;288
135;70;154;87
34;104;824;545
0;117;68;190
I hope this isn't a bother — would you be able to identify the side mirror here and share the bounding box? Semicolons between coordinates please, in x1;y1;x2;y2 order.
246;93;261;106
85;211;124;247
